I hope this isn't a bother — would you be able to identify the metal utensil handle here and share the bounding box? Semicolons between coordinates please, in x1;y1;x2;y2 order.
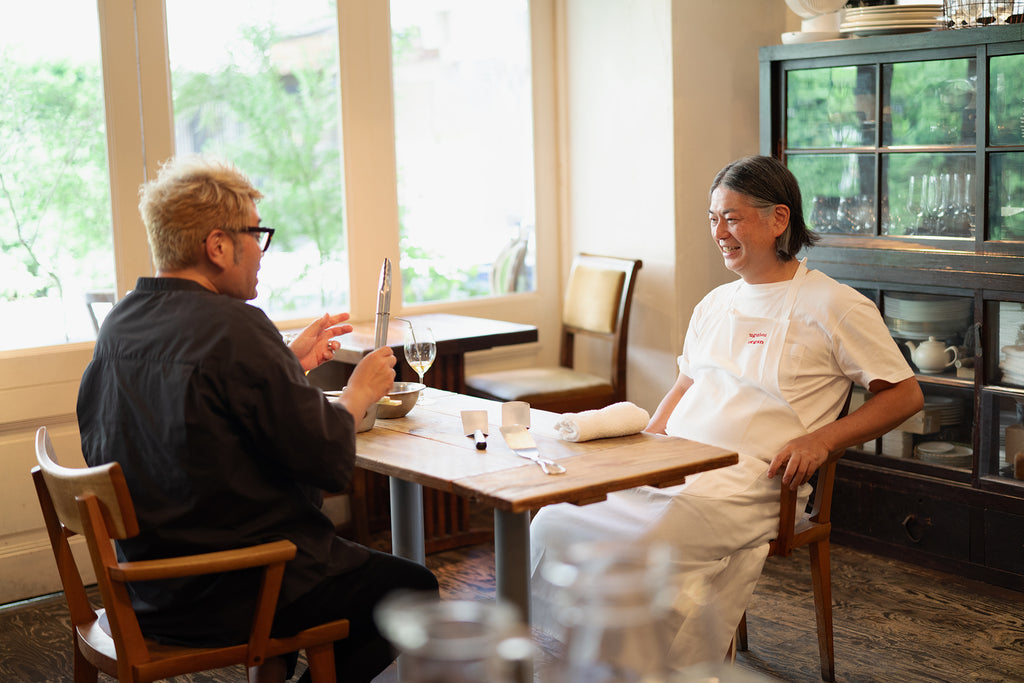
515;449;566;475
373;258;391;350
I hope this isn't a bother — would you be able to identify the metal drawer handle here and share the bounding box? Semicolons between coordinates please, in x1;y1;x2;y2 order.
902;514;924;543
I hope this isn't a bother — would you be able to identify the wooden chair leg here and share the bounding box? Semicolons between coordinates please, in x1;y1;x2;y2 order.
736;611;749;652
304;643;337;683
72;641;99;683
808;539;836;682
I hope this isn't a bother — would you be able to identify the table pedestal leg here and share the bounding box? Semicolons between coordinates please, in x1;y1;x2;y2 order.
389;478;425;682
494;509;531;622
495;509;533;683
389;477;425;565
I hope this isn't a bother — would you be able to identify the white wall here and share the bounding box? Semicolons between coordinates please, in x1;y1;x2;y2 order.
560;0;794;413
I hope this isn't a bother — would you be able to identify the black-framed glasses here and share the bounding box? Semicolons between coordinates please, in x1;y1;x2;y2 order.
239;226;275;252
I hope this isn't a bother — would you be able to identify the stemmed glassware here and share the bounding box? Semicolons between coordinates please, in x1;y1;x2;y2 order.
402;322;436;405
906;175;922;235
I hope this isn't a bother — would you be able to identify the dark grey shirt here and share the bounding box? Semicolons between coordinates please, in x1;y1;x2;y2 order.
77;277;368;644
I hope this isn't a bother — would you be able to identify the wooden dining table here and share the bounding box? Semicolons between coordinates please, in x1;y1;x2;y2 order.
307;312;538;394
355;388;739;624
306;312;539;551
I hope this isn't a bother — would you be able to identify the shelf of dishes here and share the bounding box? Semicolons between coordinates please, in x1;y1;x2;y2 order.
853;385;977;467
858;387;1024;484
848;291;1024;482
875;291;1023;385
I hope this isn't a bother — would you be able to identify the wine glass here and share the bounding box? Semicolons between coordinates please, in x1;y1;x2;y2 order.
403;324;436;404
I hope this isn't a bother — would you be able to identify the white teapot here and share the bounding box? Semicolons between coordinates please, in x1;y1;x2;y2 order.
905;336;958;374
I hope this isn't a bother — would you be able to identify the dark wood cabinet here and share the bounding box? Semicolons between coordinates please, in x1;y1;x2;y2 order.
761;25;1024;590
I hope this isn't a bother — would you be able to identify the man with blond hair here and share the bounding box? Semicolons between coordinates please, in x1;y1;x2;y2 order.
78;155;437;682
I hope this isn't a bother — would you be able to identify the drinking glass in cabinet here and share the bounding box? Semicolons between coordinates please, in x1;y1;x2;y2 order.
811;195;840;233
883;153;974;238
790;154;875;234
836;195;875;234
988;153;1024;241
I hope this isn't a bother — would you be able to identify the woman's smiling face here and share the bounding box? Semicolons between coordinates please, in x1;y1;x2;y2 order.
709;186;792;284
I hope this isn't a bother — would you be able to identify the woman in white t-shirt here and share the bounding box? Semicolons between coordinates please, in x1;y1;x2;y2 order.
530;155;924;669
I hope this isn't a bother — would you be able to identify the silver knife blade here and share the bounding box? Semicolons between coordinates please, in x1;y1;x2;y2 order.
499;425;566;475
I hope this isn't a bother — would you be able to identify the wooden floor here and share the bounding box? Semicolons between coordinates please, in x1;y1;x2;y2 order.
3;535;1022;682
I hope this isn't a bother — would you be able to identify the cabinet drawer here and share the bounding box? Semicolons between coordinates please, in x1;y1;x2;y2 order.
833;479;971;561
983;508;1024;575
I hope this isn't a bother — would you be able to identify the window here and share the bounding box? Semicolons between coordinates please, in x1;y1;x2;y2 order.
0;2;114;350
166;0;349;318
391;0;536;304
0;0;548;352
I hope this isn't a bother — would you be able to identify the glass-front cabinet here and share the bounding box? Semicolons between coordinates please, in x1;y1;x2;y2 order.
761;26;1024;590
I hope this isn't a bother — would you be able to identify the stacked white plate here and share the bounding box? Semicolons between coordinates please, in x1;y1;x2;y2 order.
840;3;945;36
883;293;971;341
916;440;973;468
923;395;962;426
1001;345;1024;387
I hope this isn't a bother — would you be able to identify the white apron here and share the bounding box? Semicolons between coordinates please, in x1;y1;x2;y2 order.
530;263;814;670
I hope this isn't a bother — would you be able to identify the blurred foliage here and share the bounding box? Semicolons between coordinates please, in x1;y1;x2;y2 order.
174;24;347;312
0;51;112;304
1;21;481;316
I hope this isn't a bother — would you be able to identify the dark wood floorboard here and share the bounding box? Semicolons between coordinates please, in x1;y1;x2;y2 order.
3;523;1022;682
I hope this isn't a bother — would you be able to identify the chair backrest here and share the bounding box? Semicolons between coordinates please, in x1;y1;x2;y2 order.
559;253;642;399
771;383;855;558
32;427;152;663
490;235;529;294
85;290;117;334
31;428;110;636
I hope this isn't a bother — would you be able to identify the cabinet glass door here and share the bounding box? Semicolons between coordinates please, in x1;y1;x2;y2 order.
989;393;1024;482
787;65;876;148
996;301;1024;387
989;153;1024;241
989;54;1024;146
883;58;976;147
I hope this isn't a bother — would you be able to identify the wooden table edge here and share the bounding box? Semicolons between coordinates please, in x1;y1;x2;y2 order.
450;451;739;514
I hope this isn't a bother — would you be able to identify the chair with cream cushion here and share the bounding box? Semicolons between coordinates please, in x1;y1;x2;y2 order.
466;253;641;413
31;426;348;683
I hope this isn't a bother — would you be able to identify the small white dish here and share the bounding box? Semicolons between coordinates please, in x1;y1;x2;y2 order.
781;31;844;44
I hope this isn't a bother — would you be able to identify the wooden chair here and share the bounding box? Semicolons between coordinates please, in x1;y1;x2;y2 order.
85;290;116;334
31;426;348;683
489;233;529;294
733;385;854;682
466;253;642;413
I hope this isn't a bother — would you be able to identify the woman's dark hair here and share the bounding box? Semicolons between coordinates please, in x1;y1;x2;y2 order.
710;155;819;261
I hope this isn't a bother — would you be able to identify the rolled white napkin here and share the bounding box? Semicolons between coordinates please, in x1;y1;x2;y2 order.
554;401;651;442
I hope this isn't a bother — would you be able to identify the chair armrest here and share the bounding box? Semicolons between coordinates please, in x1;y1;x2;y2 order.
109;540;297;582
